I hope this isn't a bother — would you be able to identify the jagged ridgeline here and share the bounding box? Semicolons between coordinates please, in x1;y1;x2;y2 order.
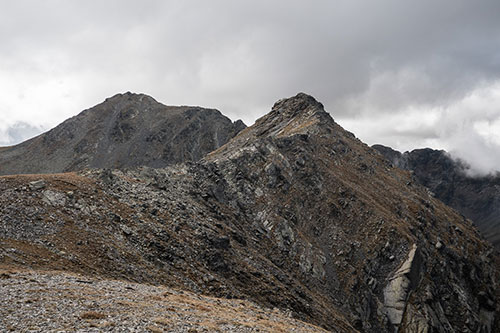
373;144;500;251
0;93;498;332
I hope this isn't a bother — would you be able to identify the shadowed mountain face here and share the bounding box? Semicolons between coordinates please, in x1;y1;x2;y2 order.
1;93;499;332
0;92;246;175
373;145;500;249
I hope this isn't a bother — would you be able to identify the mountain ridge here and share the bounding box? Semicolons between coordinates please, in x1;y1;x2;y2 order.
373;144;500;249
0;93;499;332
0;92;246;175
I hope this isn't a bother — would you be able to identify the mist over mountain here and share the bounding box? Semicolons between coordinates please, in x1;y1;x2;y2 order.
373;144;500;250
1;93;498;332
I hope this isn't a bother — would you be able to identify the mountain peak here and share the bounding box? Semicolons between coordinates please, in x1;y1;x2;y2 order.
0;94;246;175
239;93;334;141
271;92;325;118
103;91;159;106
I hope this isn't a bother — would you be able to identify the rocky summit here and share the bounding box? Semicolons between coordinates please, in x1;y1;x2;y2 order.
373;145;500;250
1;93;499;332
0;92;245;175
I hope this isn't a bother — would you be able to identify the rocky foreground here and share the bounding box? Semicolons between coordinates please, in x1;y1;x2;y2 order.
0;268;327;332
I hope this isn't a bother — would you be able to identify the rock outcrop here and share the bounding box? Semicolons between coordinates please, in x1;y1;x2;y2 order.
0;92;245;175
1;93;499;332
373;145;500;250
383;244;422;328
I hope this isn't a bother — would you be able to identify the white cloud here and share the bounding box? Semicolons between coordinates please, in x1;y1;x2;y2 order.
345;81;500;175
438;83;500;175
474;119;500;146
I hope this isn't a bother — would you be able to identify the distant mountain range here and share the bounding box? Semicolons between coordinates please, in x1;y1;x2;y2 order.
373;145;500;249
0;93;498;332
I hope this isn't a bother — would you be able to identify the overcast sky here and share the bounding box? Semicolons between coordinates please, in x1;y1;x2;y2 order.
1;0;500;174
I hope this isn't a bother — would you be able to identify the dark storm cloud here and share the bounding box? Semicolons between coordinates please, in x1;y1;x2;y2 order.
1;0;500;173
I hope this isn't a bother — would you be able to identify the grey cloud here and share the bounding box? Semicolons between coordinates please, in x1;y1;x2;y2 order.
0;122;45;146
1;0;500;172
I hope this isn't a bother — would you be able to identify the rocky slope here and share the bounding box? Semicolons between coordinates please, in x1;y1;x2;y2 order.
0;268;327;332
373;145;500;249
1;93;499;332
0;92;245;175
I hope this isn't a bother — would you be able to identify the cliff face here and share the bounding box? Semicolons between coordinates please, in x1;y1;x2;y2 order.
373;144;500;249
0;92;245;175
1;93;498;332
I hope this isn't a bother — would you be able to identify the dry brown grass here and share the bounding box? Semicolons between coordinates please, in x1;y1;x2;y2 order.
278;118;319;137
193;304;211;312
146;325;163;333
